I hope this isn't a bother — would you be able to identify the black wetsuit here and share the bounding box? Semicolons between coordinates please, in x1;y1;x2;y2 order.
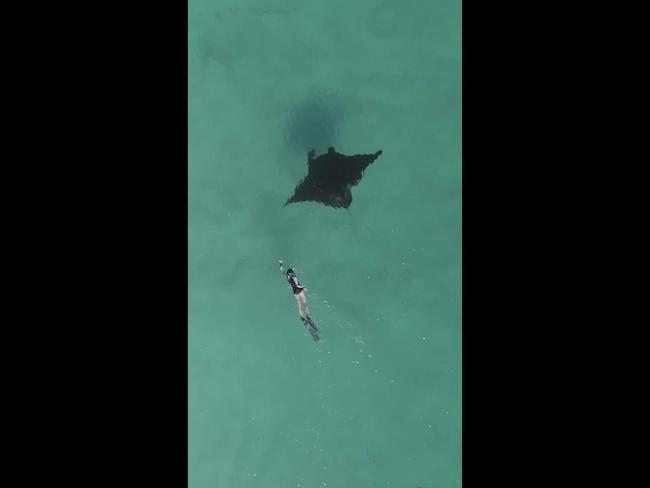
287;272;305;295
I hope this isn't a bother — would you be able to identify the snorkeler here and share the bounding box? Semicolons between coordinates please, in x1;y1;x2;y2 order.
278;260;320;341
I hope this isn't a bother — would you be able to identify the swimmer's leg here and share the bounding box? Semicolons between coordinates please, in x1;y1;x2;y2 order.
299;292;312;319
301;298;317;331
295;295;306;320
296;294;318;339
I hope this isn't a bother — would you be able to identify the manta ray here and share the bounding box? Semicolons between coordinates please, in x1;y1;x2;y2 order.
284;147;382;209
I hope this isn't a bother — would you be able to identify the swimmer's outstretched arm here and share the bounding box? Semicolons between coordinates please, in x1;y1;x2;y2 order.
278;259;285;275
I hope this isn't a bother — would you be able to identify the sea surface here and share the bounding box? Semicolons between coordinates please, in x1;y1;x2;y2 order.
189;1;461;486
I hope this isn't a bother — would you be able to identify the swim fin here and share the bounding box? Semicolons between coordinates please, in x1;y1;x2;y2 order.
308;325;320;341
301;317;320;341
306;316;318;331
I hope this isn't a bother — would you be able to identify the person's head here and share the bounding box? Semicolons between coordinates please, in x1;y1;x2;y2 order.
287;268;294;275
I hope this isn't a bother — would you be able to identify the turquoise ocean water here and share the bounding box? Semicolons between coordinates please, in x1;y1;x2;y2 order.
189;1;461;486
